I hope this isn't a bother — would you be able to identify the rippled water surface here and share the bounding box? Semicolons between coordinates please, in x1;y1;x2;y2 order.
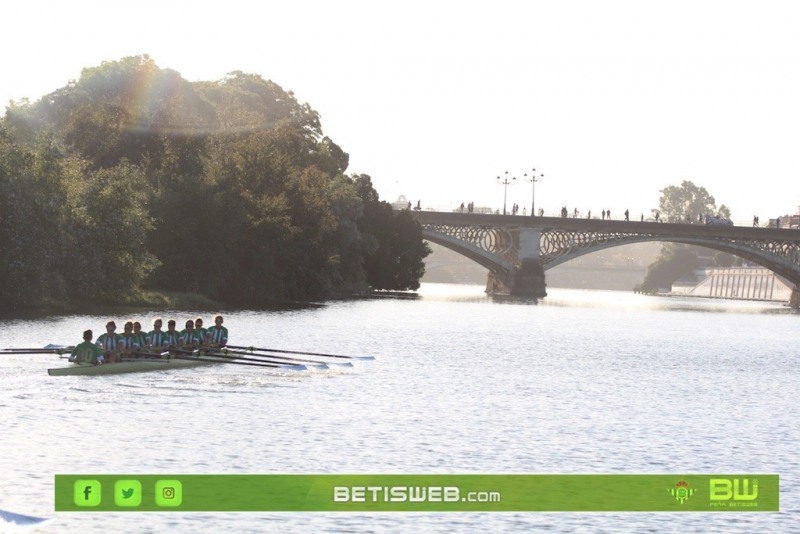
1;284;798;532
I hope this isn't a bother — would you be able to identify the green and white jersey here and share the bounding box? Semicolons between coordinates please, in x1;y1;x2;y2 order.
96;333;123;352
149;329;169;348
165;330;181;347
196;327;209;344
119;334;140;350
180;329;204;346
207;326;228;345
134;332;150;348
71;341;104;364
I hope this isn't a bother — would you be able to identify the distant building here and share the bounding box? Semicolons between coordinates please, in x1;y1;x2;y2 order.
391;195;411;210
670;267;793;302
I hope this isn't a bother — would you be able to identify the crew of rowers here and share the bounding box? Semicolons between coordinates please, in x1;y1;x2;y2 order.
69;315;228;365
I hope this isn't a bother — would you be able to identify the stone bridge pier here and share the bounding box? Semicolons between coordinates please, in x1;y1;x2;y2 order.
485;228;547;298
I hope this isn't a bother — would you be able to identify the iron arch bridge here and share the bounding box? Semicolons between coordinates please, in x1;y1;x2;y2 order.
412;211;800;303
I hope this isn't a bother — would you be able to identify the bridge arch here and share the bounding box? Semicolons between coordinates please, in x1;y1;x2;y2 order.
541;233;800;285
413;211;800;303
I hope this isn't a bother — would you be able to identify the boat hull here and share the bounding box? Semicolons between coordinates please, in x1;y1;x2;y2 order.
47;356;220;376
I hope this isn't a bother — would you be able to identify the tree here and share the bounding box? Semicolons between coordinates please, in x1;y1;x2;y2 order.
655;180;730;223
0;56;433;309
637;245;700;293
354;175;431;290
639;181;734;293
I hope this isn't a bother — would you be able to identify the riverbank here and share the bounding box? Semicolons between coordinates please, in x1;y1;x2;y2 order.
0;290;224;318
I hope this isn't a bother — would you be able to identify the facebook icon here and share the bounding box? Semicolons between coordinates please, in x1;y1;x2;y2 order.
74;480;101;507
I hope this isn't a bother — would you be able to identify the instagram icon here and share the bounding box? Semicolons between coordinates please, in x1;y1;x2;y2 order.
155;480;183;507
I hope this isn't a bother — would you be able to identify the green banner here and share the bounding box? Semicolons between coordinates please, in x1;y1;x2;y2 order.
54;474;779;512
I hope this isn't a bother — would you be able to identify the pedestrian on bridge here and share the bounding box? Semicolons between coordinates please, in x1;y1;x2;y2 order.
625;209;629;221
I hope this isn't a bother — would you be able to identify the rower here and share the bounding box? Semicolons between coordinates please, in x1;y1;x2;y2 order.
180;319;203;349
96;321;123;363
70;330;105;365
133;321;150;351
119;321;141;358
148;318;169;352
206;315;228;348
165;320;181;350
194;317;209;345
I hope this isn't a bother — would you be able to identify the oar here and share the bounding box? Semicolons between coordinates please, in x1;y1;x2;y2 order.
173;354;306;371
171;352;307;371
227;345;375;361
210;348;335;369
133;350;170;359
2;345;74;352
199;350;327;370
1;348;72;355
172;348;305;367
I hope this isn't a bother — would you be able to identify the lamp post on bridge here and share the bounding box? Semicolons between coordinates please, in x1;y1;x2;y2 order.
524;169;544;217
497;171;516;215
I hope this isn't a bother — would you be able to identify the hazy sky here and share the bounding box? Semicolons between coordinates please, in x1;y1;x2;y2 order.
3;0;799;221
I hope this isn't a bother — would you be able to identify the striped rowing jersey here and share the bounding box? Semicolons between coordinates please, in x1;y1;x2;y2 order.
164;330;181;347
96;333;123;352
180;329;204;346
149;329;169;348
206;326;228;346
196;327;209;344
134;332;150;348
119;334;140;350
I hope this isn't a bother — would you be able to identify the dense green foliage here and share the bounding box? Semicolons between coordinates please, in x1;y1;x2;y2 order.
654;180;730;223
639;181;733;293
0;56;429;310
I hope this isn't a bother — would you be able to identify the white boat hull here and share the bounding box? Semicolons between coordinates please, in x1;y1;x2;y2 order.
47;356;220;376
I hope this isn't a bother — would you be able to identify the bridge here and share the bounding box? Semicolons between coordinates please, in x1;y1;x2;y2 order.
412;211;800;306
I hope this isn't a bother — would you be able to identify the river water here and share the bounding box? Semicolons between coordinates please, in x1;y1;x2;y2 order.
1;284;798;533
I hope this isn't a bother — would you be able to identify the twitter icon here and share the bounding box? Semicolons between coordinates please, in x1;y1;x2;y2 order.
115;480;142;507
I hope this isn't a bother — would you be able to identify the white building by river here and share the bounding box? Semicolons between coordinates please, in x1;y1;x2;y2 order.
671;267;793;302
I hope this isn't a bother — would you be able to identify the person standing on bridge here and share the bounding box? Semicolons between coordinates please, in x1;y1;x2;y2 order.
625;209;629;221
602;210;606;220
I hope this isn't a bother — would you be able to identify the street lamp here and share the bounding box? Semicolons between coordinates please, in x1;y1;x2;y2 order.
497;171;516;215
523;169;544;216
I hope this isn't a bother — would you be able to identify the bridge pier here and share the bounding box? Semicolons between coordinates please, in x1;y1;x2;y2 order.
486;260;547;298
791;286;800;309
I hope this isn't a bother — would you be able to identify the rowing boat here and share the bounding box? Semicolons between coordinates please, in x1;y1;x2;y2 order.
47;355;220;376
17;344;367;376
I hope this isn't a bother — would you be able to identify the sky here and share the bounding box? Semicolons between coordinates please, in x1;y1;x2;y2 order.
2;0;799;222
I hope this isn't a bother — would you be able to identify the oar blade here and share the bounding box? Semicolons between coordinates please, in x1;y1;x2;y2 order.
0;508;51;527
227;344;375;361
175;354;307;372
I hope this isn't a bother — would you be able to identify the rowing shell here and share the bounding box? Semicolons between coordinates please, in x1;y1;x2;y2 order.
47;356;221;376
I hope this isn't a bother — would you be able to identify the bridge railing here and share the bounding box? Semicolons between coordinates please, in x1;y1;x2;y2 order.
402;206;793;229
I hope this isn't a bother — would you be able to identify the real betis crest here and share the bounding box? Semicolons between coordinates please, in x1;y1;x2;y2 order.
669;480;696;504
